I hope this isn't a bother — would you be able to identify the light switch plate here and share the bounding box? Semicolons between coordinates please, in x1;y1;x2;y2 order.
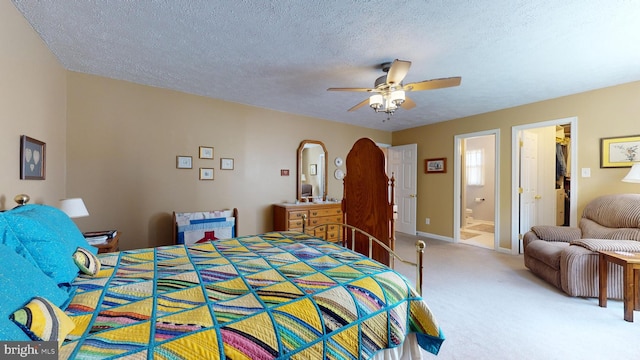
581;168;591;177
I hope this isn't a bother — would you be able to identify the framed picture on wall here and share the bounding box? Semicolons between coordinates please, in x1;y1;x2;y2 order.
199;146;214;159
310;164;317;175
20;135;46;180
176;156;192;169
220;158;234;170
600;135;640;168
425;158;446;173
199;168;214;180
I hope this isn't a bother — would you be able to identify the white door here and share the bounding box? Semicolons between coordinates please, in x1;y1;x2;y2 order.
519;130;539;252
388;144;417;235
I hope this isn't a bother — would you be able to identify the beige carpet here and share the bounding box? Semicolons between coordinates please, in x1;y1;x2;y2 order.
392;232;640;360
466;223;494;233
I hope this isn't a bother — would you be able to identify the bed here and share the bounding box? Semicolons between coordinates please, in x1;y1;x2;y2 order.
0;203;444;359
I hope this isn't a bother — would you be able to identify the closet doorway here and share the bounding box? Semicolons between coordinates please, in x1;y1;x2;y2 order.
511;117;577;254
454;130;499;250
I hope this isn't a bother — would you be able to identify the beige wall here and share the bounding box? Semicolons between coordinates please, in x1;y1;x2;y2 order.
5;3;640;252
0;2;67;209
66;72;390;249
393;81;640;248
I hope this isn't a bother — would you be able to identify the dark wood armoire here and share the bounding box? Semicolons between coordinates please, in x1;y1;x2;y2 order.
342;138;396;266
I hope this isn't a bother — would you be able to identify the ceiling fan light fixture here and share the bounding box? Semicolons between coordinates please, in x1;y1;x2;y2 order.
390;90;405;106
369;94;383;110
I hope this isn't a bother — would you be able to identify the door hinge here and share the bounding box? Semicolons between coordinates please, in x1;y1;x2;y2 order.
518;233;523;240
518;187;523;194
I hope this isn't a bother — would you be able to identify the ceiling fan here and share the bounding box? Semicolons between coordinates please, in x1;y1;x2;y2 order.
327;59;461;120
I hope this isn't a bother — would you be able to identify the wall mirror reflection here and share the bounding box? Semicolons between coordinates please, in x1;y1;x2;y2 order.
297;140;327;202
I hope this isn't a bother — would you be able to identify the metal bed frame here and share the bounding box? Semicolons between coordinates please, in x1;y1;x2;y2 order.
304;221;426;295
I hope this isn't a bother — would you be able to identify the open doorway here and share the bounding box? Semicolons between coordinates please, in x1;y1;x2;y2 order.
511;117;578;254
454;130;500;251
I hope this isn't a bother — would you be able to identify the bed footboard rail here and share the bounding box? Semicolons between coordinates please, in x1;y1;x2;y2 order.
305;222;425;295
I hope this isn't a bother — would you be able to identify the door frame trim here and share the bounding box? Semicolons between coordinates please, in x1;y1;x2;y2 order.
511;116;578;254
453;129;501;251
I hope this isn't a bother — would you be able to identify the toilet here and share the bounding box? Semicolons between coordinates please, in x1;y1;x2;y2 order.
465;208;474;225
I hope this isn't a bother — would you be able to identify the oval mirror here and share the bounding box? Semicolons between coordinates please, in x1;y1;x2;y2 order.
297;140;328;202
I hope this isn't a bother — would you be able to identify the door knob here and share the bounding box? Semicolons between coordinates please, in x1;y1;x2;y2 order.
409;194;417;198
534;195;542;200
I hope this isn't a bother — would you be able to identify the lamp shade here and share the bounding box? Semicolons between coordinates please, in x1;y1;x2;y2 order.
622;164;640;183
59;198;89;218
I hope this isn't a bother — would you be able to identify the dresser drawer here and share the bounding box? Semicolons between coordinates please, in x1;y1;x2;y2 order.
308;215;343;226
288;219;305;230
288;210;308;220
309;208;342;217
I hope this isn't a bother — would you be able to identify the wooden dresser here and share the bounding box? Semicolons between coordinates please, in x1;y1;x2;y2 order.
273;202;343;242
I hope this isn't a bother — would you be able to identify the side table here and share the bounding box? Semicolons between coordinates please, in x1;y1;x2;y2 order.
92;233;121;254
598;250;640;322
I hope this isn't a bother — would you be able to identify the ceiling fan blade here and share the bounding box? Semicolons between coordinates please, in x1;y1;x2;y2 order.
348;98;370;112
400;96;416;110
404;76;461;91
386;59;412;85
327;87;372;92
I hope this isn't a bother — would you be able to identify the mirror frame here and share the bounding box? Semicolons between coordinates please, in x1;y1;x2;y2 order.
297;140;328;201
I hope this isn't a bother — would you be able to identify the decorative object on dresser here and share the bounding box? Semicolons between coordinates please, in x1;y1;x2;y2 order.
58;198;89;218
273;202;343;242
172;209;238;245
20;135;46;180
343;137;396;266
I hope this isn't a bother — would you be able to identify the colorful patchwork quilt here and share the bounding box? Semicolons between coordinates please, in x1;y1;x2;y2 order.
60;231;444;359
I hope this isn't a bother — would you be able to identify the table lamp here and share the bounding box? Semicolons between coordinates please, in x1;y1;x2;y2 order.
59;198;89;218
622;164;640;183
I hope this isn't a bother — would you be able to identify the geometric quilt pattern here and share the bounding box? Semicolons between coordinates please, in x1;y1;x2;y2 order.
61;231;444;359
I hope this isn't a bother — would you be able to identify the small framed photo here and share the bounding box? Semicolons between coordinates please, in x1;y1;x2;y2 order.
310;163;317;175
220;158;234;170
199;146;214;159
20;135;46;180
176;156;192;169
199;168;214;180
600;135;640;168
425;158;447;173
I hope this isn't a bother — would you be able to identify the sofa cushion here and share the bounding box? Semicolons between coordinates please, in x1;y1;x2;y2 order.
581;194;640;229
523;240;568;269
579;218;640;240
570;238;640;252
531;225;582;242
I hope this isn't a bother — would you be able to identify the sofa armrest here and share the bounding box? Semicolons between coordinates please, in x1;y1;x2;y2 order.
530;225;582;242
570;238;640;252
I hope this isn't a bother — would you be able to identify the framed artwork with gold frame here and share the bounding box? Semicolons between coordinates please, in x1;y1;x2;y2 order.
600;135;640;168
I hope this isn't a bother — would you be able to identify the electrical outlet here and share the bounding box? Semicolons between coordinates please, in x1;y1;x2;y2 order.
425;218;430;225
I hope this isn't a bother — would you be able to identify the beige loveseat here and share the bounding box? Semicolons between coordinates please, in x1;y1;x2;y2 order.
523;193;640;298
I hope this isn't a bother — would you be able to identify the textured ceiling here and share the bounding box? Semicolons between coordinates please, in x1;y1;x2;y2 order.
11;1;640;131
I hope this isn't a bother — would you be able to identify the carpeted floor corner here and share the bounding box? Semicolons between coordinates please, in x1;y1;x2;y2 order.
392;232;640;360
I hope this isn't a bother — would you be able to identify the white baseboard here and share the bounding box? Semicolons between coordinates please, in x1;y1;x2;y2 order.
416;231;453;243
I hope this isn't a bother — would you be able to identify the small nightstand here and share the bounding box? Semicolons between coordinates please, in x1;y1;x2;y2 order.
92;233;120;254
